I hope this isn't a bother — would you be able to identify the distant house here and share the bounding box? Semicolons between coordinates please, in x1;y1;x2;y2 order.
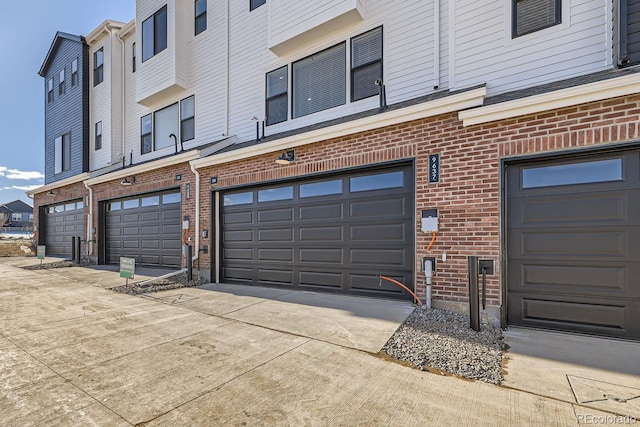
0;200;34;228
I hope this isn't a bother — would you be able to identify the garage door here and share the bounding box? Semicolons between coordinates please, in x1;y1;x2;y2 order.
506;149;640;339
43;200;84;257
105;191;181;268
221;165;415;299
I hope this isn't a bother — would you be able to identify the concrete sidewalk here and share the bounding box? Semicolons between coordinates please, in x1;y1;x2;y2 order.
0;258;638;426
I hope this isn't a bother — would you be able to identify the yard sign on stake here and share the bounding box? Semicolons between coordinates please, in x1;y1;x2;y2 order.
120;257;135;286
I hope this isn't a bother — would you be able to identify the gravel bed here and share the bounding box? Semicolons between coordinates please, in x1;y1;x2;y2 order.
382;307;505;384
111;272;205;295
22;260;77;270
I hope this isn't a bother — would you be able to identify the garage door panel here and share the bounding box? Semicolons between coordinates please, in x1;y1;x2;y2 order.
507;150;640;339
299;248;343;263
221;164;414;299
141;240;160;249
162;240;181;250
299;271;343;288
350;223;405;241
224;211;253;224
258;228;294;242
142;226;160;235
299;204;343;220
122;213;140;222
141;255;160;265
258;248;293;262
258;208;293;222
258;269;293;284
141;211;160;221
299;226;343;241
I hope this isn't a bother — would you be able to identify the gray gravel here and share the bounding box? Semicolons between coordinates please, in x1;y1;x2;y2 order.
111;271;205;295
382;307;505;384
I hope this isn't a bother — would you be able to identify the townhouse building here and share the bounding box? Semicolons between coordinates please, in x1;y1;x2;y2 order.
30;0;640;340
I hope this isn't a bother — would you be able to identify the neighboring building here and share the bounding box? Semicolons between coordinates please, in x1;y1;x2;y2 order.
0;200;34;228
28;0;640;340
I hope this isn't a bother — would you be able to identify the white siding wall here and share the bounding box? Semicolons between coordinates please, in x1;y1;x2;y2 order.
452;0;612;94
90;32;114;171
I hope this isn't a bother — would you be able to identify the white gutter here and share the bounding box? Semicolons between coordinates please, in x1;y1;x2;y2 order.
433;0;440;89
27;173;90;196
85;151;199;185
191;86;487;168
225;0;230;135
459;72;640;126
115;27;126;168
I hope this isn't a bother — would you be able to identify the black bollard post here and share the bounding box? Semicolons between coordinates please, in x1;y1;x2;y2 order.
71;237;76;261
186;245;193;281
468;256;480;332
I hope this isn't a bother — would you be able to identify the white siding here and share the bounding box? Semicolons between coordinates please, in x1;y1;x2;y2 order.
452;0;611;95
90;32;115;171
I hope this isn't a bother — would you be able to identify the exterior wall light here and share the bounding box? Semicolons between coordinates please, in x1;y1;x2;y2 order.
121;176;136;186
275;150;295;165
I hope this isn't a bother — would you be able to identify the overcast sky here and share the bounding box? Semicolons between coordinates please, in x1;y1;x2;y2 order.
0;0;134;206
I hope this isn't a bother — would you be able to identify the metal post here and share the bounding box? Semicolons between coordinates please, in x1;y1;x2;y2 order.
76;237;81;263
468;256;480;332
186;245;193;281
71;237;76;261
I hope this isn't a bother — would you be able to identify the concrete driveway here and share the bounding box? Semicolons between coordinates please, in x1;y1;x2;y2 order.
1;259;637;426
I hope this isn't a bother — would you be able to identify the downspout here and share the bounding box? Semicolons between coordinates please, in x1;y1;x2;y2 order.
190;162;200;266
224;0;230;135
84;181;94;258
115;27;126;168
433;0;440;89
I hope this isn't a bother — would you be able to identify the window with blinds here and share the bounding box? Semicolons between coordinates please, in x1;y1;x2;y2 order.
351;27;382;101
292;43;346;118
513;0;561;37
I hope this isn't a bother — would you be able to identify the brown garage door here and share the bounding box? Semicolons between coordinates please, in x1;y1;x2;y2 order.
43;200;84;257
220;165;415;299
105;191;182;268
506;149;640;339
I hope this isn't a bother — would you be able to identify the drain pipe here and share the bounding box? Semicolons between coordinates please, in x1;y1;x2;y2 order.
189;162;200;266
83;181;94;259
425;259;433;309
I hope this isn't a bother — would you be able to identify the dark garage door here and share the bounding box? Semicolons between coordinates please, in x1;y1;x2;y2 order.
507;149;640;339
43;200;84;257
105;191;181;268
220;165;415;299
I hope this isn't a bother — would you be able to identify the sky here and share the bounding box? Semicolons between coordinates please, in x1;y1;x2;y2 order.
0;0;135;206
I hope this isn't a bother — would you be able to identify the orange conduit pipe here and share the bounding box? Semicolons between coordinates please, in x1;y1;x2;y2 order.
426;231;437;252
379;275;423;306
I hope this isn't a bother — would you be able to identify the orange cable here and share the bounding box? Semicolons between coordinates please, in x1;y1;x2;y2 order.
426;231;437;252
379;275;423;306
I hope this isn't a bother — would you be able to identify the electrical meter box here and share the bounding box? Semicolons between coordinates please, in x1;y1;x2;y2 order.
421;209;438;233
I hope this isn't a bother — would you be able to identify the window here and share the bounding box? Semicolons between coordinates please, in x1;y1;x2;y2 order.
95;121;102;150
132;43;136;73
142;5;168;62
223;192;253;206
58;69;65;95
54;133;71;174
293;43;346;118
351;27;382;101
258;186;293;202
123;199;139;209
350;171;404;192
154;103;179;150
513;0;561;37
181;96;195;142
162;193;181;204
142;196;160;207
300;180;342;198
141;114;152;154
266;66;288;125
47;78;54;103
94;48;104;85
71;59;78;86
195;0;207;35
522;158;623;188
250;0;266;11
12;213;22;222
141;96;195;154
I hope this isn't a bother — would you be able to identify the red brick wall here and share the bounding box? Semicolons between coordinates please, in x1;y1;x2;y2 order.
198;94;640;306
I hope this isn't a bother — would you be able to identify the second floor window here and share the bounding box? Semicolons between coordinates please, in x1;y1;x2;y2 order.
195;0;207;35
292;43;346;119
12;213;22;222
141;95;195;154
351;27;382;101
94;48;104;85
95;121;102;150
54;133;71;174
59;69;65;95
47;78;54;103
513;0;561;37
250;0;266;11
266;66;288;125
71;59;78;86
180;96;195;142
142;5;168;62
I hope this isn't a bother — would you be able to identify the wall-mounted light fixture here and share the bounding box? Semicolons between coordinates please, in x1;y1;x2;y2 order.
251;116;261;141
47;189;59;196
275;150;295;165
374;78;387;110
121;176;136;186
